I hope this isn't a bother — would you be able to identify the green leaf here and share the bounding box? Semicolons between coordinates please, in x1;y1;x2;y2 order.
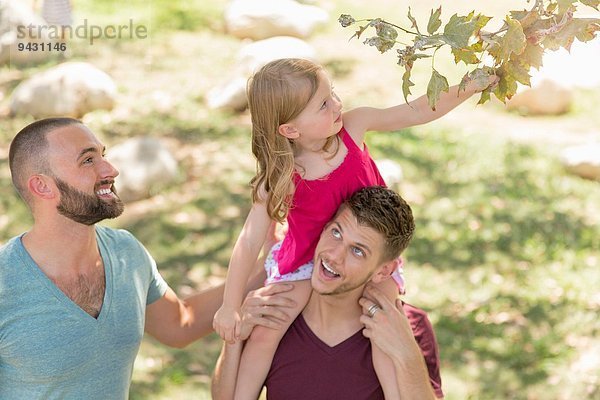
580;0;600;10
374;20;398;41
511;9;540;31
427;7;442;35
459;72;470;93
427;69;449;110
452;47;480;65
442;13;477;48
520;44;544;70
473;14;492;35
506;59;531;86
493;69;518;103
402;68;415;104
477;87;492;105
496;17;526;61
557;0;577;15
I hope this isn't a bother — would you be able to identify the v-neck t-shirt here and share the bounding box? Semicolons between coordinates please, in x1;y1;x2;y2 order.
265;314;384;400
0;225;168;399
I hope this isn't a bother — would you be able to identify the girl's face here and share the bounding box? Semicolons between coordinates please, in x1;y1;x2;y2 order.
281;70;343;149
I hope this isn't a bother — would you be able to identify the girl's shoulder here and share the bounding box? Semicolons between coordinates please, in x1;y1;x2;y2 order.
342;107;372;145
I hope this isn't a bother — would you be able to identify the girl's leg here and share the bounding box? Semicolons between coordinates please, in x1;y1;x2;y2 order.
234;280;312;400
369;277;402;399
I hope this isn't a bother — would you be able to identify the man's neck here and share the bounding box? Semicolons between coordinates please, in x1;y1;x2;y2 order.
23;218;100;276
301;287;365;347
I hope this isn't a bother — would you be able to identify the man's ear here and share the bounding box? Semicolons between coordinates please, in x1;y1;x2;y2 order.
371;257;400;284
28;175;56;200
278;123;300;139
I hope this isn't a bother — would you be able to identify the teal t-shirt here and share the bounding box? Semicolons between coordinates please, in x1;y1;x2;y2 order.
0;225;169;399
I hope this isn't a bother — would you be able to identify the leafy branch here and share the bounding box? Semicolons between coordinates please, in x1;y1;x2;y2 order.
339;0;600;109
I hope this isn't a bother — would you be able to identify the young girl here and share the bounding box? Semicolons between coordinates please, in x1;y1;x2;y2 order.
213;58;495;399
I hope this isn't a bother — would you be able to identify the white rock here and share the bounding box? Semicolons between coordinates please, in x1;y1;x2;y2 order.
560;143;600;181
9;62;117;118
507;79;573;115
375;159;403;190
225;0;329;40
107;137;179;202
206;36;316;110
237;35;317;76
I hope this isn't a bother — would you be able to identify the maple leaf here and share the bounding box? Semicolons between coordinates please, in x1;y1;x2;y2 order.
442;13;477;48
557;0;578;15
510;9;540;30
543;18;600;50
496;17;527;61
374;20;398;41
402;68;415;104
451;47;480;65
580;0;600;9
506;59;531;86
473;14;493;36
427;69;449;110
493;68;518;103
428;7;442;35
477;87;492;105
520;43;544;70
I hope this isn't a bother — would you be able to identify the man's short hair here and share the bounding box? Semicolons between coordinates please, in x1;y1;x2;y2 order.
342;186;415;262
9;117;82;205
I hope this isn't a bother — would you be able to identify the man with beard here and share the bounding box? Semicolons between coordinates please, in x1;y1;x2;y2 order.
0;118;265;399
212;186;440;399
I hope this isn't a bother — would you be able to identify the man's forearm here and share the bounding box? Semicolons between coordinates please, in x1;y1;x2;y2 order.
392;351;437;399
212;341;244;400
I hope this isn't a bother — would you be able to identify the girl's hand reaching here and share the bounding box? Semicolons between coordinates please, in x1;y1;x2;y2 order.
213;304;241;344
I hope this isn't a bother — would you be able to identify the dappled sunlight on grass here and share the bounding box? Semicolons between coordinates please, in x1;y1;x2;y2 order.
2;0;599;399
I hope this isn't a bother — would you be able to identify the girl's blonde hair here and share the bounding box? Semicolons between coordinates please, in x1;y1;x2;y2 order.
248;58;337;222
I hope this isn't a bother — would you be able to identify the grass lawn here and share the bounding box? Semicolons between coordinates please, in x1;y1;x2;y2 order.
1;1;599;399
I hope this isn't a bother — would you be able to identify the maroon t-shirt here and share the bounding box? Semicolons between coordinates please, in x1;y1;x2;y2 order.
265;303;443;399
403;302;444;398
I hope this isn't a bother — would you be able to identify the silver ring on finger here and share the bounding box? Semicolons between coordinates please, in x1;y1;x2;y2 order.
367;304;382;318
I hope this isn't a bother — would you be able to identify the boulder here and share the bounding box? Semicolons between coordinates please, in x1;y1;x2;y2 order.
560;143;600;181
225;0;328;40
207;36;316;110
9;62;117;118
507;79;573;115
107;137;179;202
375;159;403;191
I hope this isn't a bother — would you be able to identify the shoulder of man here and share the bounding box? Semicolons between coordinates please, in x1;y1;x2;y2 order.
95;224;138;244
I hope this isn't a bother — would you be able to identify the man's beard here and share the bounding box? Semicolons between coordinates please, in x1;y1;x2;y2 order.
317;276;372;296
54;177;124;225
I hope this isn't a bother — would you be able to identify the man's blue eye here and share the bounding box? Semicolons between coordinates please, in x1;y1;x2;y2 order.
352;247;365;257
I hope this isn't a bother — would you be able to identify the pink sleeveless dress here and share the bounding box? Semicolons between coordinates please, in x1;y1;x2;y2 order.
272;126;385;274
